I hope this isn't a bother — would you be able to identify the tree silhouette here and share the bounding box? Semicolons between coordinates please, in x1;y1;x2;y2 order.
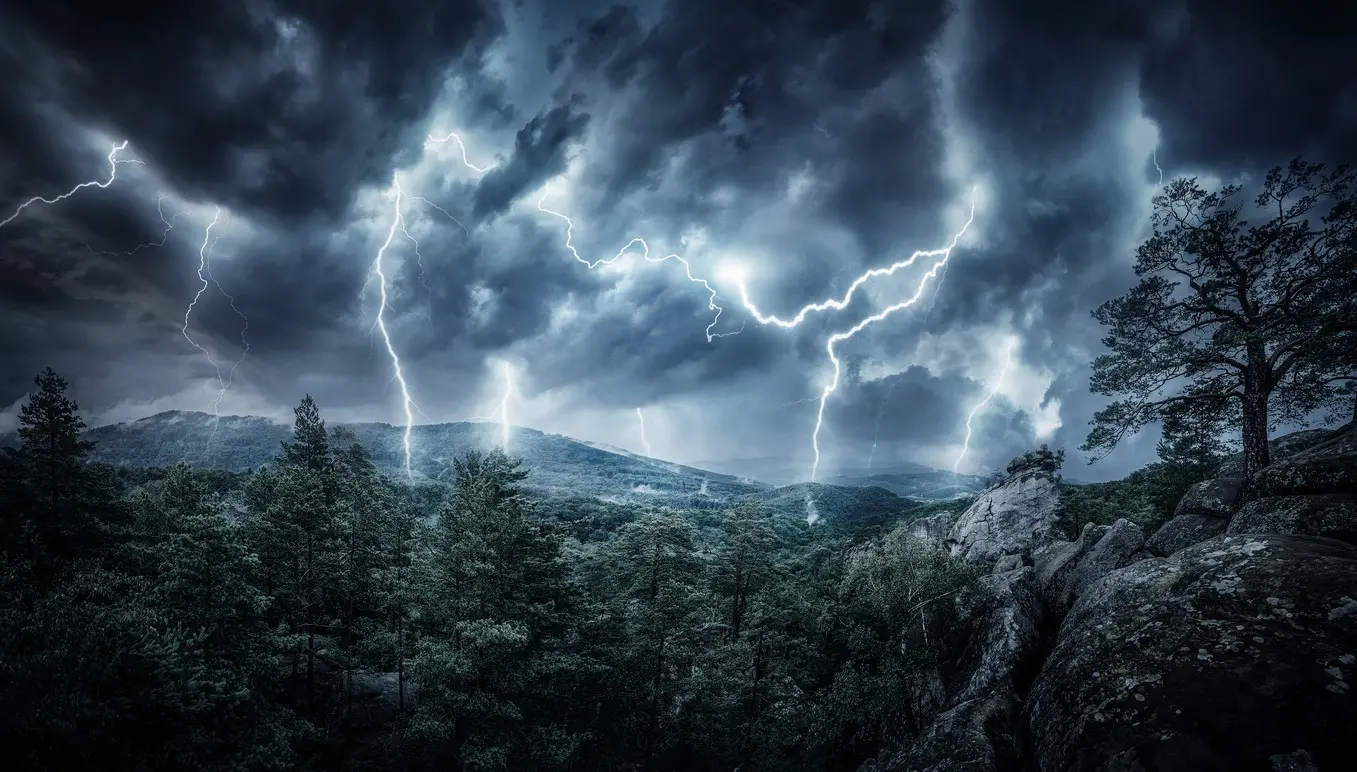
1083;159;1357;480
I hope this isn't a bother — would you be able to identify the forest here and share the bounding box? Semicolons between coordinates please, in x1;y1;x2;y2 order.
1;369;997;772
3;159;1354;771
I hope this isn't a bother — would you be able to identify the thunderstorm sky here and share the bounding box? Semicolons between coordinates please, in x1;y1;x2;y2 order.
0;0;1354;480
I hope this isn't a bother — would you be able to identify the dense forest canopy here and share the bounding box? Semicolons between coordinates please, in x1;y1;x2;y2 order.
4;157;1355;770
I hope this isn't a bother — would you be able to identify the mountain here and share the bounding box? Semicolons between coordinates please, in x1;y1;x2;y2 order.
81;410;769;509
693;454;988;498
737;482;926;529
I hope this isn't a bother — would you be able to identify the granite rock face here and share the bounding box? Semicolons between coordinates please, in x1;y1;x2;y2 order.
877;567;1046;772
1062;519;1145;603
1173;477;1244;518
1228;493;1357;546
1146;513;1230;557
1024;534;1357;772
1032;523;1108;617
908;512;958;546
948;473;1061;562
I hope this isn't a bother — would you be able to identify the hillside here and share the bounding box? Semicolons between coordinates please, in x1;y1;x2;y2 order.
81;410;769;509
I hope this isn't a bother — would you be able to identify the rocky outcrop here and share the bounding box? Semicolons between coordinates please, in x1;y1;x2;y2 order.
1062;519;1145;602
885;694;1024;772
1146;513;1229;557
1024;534;1357;771
1173;477;1244;518
1228;493;1357;545
1216;429;1334;478
1032;522;1108;616
949;466;1061;562
909;512;957;546
875;567;1046;771
1030;520;1146;618
1253;426;1357;497
992;554;1024;573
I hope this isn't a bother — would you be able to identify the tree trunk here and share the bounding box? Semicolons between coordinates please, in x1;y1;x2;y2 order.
1241;354;1271;485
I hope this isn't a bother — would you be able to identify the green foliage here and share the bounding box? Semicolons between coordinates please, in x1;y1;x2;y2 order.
1083;160;1357;479
12;369;1230;771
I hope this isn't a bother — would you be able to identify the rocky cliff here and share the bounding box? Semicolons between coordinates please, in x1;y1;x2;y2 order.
871;423;1357;771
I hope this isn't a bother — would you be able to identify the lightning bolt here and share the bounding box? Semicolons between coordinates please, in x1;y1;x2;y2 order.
1152;148;1164;187
0;141;143;231
182;208;229;433
83;194;188;256
369;175;419;479
727;193;978;482
426;132;490;175
535;192;742;342
951;338;1017;474
635;407;653;457
867;378;902;470
496;361;513;450
725;197;975;331
427;130;742;342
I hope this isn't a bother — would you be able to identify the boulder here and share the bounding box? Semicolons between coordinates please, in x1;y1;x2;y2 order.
949;472;1061;562
1228;493;1357;546
992;554;1024;574
881;568;1045;771
882;694;1024;772
1254;452;1357;497
1269;749;1319;772
942;567;1046;704
1173;477;1244;518
1216;429;1334;478
909;512;957;546
1024;534;1357;772
1032;522;1108;617
1146;513;1229;557
1062;518;1145;604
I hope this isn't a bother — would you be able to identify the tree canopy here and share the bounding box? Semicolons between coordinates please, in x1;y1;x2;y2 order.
1083;159;1357;479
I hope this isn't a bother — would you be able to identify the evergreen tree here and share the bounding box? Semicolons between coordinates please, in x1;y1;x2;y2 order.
406;449;579;771
2;368;102;577
1083;160;1357;480
246;395;343;727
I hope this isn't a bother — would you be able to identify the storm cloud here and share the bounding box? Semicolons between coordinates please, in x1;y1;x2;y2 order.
1;0;1353;479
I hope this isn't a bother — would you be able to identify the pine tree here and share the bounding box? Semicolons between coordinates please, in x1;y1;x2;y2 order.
246;395;343;726
2;368;100;576
407;449;580;770
141;462;299;770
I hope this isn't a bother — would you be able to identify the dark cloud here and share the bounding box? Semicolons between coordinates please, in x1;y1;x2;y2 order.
2;0;1354;479
472;102;591;220
0;0;499;225
1140;0;1357;171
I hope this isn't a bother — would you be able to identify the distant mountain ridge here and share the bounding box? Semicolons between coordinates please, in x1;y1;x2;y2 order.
694;454;989;499
37;410;981;524
78;410;767;507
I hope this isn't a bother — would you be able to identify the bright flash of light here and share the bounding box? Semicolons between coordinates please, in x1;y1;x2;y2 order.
496;361;514;450
536;192;742;341
1152;149;1164;187
369;175;419;479
426;132;490;175
635;407;653;457
182;208;229;432
0;141;143;231
802;195;978;482
867;378;902;470
84;195;189;256
951;338;1017;474
722;194;977;331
